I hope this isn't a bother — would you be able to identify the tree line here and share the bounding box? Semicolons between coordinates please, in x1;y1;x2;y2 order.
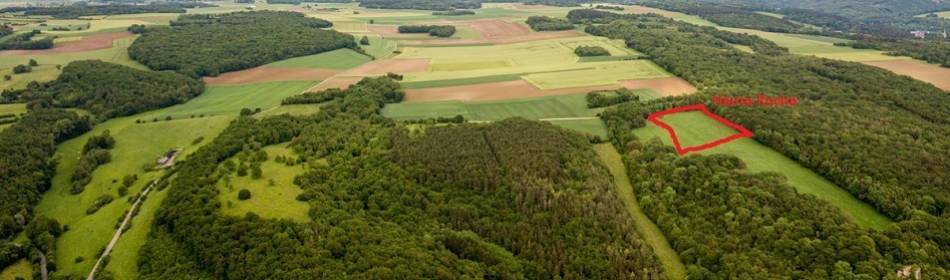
128;11;356;78
525;16;574;31
0;2;215;19
0;30;54;50
397;25;456;37
1;60;204;119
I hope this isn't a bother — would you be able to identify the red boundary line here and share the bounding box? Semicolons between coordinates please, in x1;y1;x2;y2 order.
647;104;753;156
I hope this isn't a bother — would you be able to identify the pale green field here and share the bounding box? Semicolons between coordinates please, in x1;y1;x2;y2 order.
0;35;145;91
594;144;686;280
265;48;371;69
359;35;399;59
633;111;892;230
382;93;629;137
0;259;31;280
397;36;668;88
152;81;317;119
331;20;370;33
257;104;321;118
216;144;310;222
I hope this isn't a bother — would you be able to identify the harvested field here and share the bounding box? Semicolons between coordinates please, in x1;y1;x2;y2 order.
345;58;430;75
466;19;531;38
620;77;698;96
202;67;338;85
0;32;132;56
404;80;619;102
862;59;950;90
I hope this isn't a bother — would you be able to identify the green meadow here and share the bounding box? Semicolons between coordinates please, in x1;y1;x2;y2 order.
265;48;371;69
0;103;25;131
633;111;892;230
594;144;686;280
0;259;32;280
216;144;310;222
151;81;317;119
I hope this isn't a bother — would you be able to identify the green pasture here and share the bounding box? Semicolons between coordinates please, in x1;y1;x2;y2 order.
35;114;232;277
265;48;371;69
397;36;669;89
0;35;145;91
0;259;31;280
633;111;892;230
358;35;399;59
103;186;170;279
151;81;317;119
383;93;609;137
216;144;310;222
594;144;686;280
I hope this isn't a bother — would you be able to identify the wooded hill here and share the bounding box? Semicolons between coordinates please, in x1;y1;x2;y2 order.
137;77;664;279
0;3;215;19
128;11;356;77
2;60;203;119
583;13;949;276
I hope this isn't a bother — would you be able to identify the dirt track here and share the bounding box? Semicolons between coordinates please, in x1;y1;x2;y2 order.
203;66;339;85
0;32;132;56
862;59;950;91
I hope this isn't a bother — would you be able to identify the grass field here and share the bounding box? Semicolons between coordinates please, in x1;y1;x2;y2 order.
0;35;145;91
632;111;892;230
359;35;399;59
151;81;317;119
396;36;670;88
35;114;232;277
265;48;371;69
0;259;32;280
0;103;25;131
594;144;686;280
383;93;611;137
216;144;310;222
103;186;170;279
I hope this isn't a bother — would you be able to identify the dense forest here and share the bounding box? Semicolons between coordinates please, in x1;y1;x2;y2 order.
586;12;950;257
1;60;204;118
128;11;356;77
0;109;90;239
136;76;664;279
0;2;214;18
359;0;481;11
525;16;574;31
602;98;948;278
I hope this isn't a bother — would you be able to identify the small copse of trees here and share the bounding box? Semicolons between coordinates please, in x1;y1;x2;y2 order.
397;25;456;37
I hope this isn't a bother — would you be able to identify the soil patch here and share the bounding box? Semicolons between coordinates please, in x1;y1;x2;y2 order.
345;58;430;75
0;31;132;56
203;67;339;85
862;59;950;91
404;80;620;102
619;77;698;96
466;20;531;38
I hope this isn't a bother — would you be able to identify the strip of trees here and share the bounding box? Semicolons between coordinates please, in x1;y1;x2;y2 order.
0;2;215;19
525;16;574;31
128;11;356;77
397;25;456;37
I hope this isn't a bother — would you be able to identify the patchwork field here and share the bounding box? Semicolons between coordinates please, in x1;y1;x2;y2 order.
215;144;310;222
632;111;892;230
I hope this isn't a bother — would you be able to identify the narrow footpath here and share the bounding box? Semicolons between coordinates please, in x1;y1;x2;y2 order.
594;144;687;280
85;180;155;280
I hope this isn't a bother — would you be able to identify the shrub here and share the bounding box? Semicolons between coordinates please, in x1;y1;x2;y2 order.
238;189;251;200
360;36;370;45
12;64;30;74
574;45;610;57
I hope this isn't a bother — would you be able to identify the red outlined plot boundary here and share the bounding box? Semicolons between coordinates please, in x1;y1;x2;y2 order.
647;104;753;155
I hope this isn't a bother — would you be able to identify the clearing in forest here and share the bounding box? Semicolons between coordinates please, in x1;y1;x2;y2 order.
862;59;950;90
633;110;893;230
215;144;310;222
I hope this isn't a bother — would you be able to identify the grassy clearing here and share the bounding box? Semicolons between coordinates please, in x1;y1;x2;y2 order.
383;93;609;136
152;81;317;119
632;111;892;230
0;35;145;91
216;144;310;222
652;111;740;147
265;48;371;69
103;186;169;279
0;259;32;280
359;35;399;59
35;114;232;277
396;36;670;88
0;103;25;131
256;104;321;118
594;144;686;280
400;74;522;89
